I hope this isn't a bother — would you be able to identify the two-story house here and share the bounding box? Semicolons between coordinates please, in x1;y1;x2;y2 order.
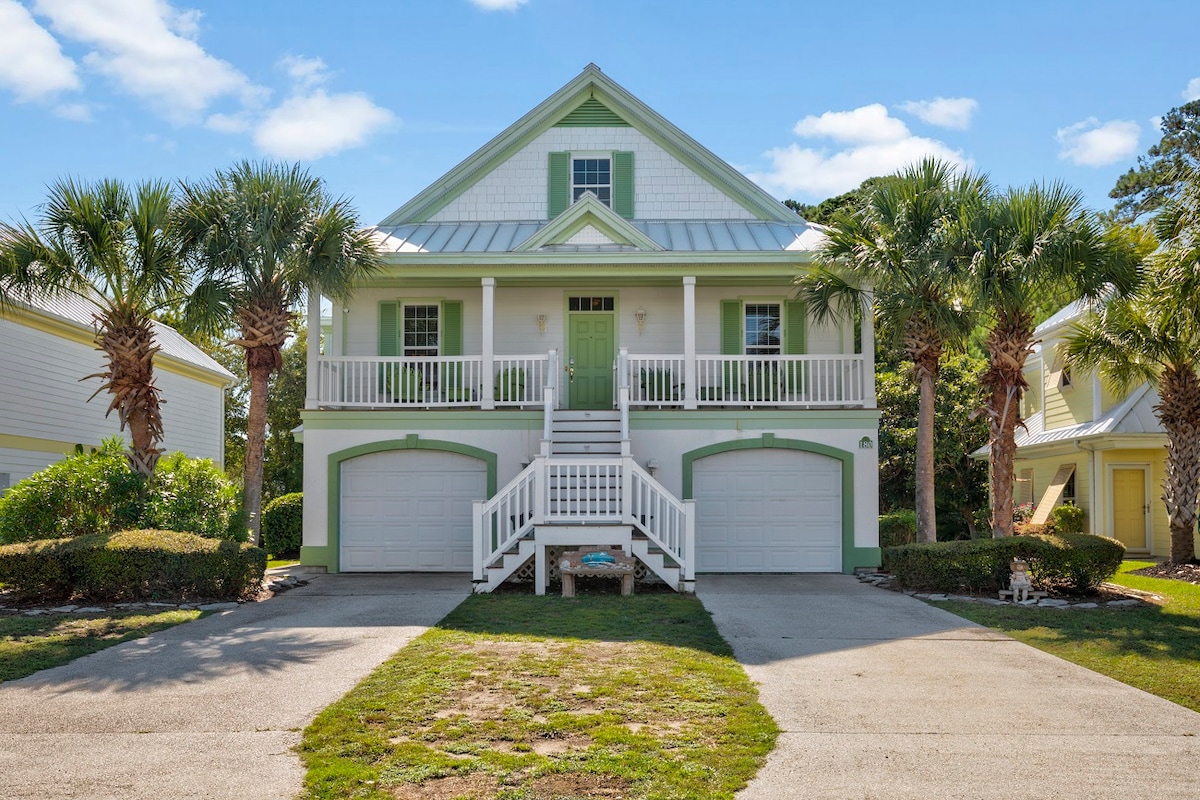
994;301;1188;558
298;65;880;592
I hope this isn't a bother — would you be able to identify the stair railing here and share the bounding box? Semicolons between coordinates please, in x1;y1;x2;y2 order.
473;459;539;579
623;455;693;581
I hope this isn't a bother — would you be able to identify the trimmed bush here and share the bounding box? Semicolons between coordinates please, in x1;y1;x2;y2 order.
262;492;303;557
0;529;266;601
882;532;1124;594
0;441;242;544
878;509;917;548
1051;504;1085;535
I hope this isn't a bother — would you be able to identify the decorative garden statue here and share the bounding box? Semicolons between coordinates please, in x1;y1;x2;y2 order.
1009;559;1033;603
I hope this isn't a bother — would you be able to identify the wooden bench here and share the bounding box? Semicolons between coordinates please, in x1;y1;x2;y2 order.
559;548;636;597
998;589;1048;602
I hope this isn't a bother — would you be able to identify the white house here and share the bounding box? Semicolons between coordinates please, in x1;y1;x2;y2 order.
299;65;881;591
0;292;235;491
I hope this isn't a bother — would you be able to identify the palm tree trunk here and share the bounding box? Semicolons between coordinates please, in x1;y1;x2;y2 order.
915;367;938;542
984;310;1035;538
1157;367;1200;563
92;314;164;476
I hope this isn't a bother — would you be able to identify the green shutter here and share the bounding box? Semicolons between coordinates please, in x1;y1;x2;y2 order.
548;152;570;218
720;300;742;355
784;300;807;355
379;302;399;356
442;300;463;356
613;151;634;219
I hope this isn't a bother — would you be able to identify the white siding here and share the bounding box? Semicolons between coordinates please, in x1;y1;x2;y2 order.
0;316;226;480
429;127;758;222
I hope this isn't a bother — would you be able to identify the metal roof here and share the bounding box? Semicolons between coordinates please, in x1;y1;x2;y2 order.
371;220;826;254
15;292;235;382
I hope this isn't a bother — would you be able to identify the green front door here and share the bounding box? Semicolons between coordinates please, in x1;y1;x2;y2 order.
568;313;615;409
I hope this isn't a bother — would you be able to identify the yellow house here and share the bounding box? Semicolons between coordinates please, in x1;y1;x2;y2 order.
975;301;1197;559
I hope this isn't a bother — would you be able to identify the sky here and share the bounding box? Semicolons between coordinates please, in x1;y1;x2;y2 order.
1;0;1198;228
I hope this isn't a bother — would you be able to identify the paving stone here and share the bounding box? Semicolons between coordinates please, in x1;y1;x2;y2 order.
72;607;106;613
49;605;78;613
144;602;175;607
197;602;240;612
1071;603;1099;609
23;609;47;616
926;594;948;601
1108;599;1142;607
1038;598;1070;607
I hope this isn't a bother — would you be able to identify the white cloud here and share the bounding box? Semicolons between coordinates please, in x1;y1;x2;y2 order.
0;0;79;101
279;55;328;91
34;0;263;122
469;0;528;10
54;102;92;121
792;104;909;144
1056;118;1140;167
1184;77;1200;101
750;103;969;198
254;90;395;160
896;97;978;130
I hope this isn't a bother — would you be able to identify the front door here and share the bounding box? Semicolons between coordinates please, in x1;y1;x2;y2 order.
568;313;614;409
1112;467;1149;550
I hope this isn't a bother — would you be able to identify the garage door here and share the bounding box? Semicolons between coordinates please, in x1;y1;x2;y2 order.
340;450;487;571
693;448;841;572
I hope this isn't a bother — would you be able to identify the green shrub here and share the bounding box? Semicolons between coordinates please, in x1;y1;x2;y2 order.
262;492;303;556
639;368;678;401
0;439;144;543
1051;504;1085;535
878;509;917;548
882;532;1123;594
0;530;266;601
494;368;526;402
0;442;242;545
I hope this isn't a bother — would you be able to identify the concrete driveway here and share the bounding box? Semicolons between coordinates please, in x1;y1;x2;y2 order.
700;574;1200;800
0;573;468;800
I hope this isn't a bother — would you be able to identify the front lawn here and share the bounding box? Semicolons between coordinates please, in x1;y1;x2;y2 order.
936;560;1200;712
0;609;201;683
299;594;777;800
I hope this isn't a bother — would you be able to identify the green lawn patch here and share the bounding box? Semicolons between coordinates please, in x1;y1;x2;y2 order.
935;560;1200;712
267;557;301;569
298;594;778;800
0;609;201;683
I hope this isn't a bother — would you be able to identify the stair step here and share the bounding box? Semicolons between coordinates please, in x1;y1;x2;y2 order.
553;411;620;421
550;444;623;455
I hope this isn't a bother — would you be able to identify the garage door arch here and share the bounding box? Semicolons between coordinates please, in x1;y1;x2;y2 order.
682;435;857;573
326;436;497;573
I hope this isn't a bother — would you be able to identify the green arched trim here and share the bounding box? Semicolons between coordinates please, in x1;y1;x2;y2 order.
300;436;498;574
681;435;879;574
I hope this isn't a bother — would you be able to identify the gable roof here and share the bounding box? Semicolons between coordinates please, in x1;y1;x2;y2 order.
379;64;798;226
514;193;664;252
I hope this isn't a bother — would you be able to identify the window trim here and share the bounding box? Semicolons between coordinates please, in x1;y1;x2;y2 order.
402;302;440;358
743;301;782;356
571;152;613;208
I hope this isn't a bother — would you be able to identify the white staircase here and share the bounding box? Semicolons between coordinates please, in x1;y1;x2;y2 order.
549;410;622;456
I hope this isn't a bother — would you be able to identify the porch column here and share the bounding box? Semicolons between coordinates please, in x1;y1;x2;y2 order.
305;287;320;409
481;277;496;410
683;276;697;410
861;288;876;407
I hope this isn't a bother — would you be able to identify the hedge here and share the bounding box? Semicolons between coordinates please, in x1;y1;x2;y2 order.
0;530;266;601
878;509;917;548
262;492;303;557
882;532;1125;594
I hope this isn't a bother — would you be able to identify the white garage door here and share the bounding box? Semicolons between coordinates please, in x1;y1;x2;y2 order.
693;448;841;572
340;450;486;571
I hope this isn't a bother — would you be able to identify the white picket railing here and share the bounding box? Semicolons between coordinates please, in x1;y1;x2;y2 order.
693;354;865;406
472;455;692;582
317;354;550;407
493;355;553;407
626;354;687;405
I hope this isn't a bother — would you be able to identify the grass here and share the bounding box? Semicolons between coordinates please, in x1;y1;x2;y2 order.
267;557;301;569
0;609;201;683
298;594;777;800
935;560;1200;712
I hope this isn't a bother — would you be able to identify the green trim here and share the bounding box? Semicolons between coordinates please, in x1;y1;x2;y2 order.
379;302;399;357
300;410;543;430
548;152;570;219
556;97;630;127
442;300;463;357
515;193;662;252
629;409;880;430
371;254;816;272
785;299;807;356
321;437;499;574
378;65;797;225
681;436;878;574
0;433;93;455
613;150;634;219
300;545;335;569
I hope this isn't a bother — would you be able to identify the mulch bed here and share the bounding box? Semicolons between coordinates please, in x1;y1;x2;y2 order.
1129;561;1200;585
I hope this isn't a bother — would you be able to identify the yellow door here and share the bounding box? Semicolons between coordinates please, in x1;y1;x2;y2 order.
1112;468;1148;550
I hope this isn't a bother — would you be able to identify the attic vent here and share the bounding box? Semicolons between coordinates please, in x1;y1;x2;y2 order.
556;97;629;127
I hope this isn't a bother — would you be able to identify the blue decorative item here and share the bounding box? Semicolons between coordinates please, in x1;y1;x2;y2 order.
580;550;617;566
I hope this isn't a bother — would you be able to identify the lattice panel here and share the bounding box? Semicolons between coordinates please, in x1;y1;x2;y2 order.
501;545;664;585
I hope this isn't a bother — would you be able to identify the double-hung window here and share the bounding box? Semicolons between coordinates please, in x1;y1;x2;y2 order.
403;304;439;357
572;158;611;206
744;303;781;356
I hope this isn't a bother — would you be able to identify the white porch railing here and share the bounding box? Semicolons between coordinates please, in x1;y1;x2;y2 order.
691;355;866;406
317;353;551;408
472;454;692;584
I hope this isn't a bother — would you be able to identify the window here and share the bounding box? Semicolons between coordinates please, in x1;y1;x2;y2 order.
1062;471;1076;505
403;304;439;357
568;296;614;311
744;303;781;355
1060;366;1073;389
572;158;611;206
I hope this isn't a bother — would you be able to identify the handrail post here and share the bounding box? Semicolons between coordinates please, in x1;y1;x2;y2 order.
683;499;696;583
472;500;485;582
533;455;547;524
618;385;631;456
621;454;635;524
542;386;554;455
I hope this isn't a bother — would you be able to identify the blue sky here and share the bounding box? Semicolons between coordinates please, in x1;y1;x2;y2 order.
1;0;1197;226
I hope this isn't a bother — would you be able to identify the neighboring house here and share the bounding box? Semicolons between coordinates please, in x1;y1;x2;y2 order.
976;301;1190;559
298;65;880;591
0;292;235;491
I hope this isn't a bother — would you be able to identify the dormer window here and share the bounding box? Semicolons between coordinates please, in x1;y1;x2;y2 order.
1060;366;1073;389
573;158;611;206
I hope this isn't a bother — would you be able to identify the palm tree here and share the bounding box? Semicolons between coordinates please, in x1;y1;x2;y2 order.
797;158;980;542
955;183;1138;537
0;179;186;475
178;161;384;545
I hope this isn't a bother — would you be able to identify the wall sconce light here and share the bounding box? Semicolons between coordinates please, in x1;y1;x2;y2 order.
634;307;647;334
645;458;660;476
536;313;547;334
